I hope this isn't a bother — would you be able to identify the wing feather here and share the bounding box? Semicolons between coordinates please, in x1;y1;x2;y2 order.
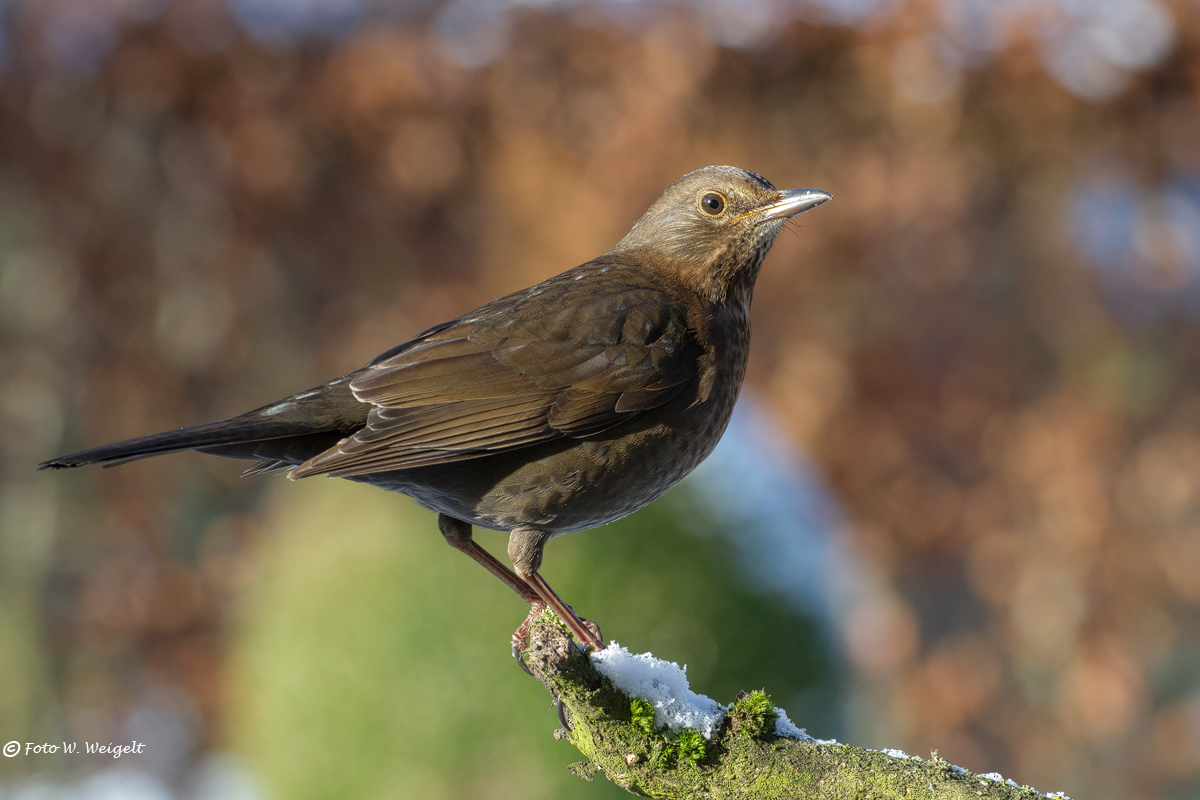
290;268;702;480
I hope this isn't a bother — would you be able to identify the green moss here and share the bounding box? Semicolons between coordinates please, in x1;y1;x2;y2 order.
728;689;778;738
535;606;568;632
529;619;1047;800
630;699;656;736
672;730;706;767
624;697;706;770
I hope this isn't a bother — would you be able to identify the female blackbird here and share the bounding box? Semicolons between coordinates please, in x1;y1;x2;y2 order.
40;166;831;652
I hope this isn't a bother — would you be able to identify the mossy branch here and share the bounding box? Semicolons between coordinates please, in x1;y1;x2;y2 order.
521;619;1061;800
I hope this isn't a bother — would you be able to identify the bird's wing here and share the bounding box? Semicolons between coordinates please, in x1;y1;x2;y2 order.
290;271;699;479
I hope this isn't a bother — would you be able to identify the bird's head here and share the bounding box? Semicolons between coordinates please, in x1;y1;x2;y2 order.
615;165;831;304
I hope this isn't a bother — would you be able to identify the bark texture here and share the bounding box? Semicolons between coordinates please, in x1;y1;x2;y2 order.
523;620;1062;799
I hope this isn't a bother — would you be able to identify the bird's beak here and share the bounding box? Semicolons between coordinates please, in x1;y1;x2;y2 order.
758;188;833;220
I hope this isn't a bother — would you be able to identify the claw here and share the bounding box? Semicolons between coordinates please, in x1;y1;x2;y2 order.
522;571;605;651
513;648;535;676
512;600;548;673
556;694;573;730
580;616;602;646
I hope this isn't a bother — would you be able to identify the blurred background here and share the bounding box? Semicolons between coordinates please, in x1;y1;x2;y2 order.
1;0;1198;797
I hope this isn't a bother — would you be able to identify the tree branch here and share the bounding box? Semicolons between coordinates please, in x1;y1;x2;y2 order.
521;619;1064;800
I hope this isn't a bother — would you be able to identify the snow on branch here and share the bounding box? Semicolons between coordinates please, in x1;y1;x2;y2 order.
519;617;1070;800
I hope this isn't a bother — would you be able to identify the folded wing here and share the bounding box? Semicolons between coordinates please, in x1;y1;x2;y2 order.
290;269;699;479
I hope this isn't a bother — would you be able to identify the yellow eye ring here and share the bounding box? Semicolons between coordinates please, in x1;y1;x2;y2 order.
699;192;726;215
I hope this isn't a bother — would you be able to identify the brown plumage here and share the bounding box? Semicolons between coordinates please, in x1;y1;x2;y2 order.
39;166;831;652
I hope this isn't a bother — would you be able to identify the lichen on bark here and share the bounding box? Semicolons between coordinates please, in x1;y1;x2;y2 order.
520;620;1062;800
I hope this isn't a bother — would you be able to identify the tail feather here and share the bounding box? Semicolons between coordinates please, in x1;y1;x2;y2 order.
38;379;369;471
38;416;304;470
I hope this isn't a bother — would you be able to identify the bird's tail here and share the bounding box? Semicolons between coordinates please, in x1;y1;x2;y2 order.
38;381;367;471
39;416;285;469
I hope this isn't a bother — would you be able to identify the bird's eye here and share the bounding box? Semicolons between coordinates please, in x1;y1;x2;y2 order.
699;192;726;215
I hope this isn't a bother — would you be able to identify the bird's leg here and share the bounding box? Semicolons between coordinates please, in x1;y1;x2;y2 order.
438;515;550;664
437;514;540;602
522;571;604;650
509;529;604;651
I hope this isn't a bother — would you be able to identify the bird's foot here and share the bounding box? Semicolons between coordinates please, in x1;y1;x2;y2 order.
555;607;604;653
519;570;605;652
511;602;604;674
578;615;602;648
512;600;548;673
